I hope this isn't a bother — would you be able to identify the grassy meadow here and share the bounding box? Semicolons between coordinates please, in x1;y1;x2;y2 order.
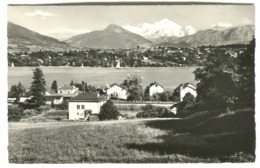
8;67;197;90
8;109;255;163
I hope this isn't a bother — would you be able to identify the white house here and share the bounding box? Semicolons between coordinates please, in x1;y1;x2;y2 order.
149;81;164;96
19;96;32;103
106;83;127;100
43;95;63;105
68;92;107;120
174;83;197;102
58;85;79;100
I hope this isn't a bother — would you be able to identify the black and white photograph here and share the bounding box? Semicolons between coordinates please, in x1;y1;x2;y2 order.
1;0;257;164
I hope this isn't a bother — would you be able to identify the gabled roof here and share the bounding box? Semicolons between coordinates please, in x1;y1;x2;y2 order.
43;95;63;101
174;83;196;91
69;92;106;102
149;81;164;89
59;85;78;90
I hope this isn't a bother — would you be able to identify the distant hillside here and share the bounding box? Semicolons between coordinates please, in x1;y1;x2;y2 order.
66;24;152;49
168;25;255;47
8;22;75;53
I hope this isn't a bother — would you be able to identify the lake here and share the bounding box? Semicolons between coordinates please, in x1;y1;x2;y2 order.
8;67;199;91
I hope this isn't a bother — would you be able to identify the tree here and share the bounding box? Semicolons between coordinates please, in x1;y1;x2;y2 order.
194;49;237;111
8;82;26;101
236;38;255;109
30;68;46;105
99;100;120;120
70;80;74;86
121;72;143;101
51;80;58;93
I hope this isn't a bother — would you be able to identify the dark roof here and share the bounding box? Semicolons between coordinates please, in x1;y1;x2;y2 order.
59;85;78;90
149;81;164;89
43;95;62;101
110;83;121;88
69;92;106;102
174;83;196;91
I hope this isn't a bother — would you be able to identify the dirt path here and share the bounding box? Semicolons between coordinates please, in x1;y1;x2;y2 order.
8;118;181;130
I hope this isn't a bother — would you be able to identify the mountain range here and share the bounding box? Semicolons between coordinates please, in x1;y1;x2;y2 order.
7;20;255;52
65;24;151;49
8;22;76;53
123;18;197;41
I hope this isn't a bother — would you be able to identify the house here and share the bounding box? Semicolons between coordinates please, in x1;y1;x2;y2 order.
57;85;79;100
68;92;107;120
19;96;32;103
43;95;63;105
174;83;197;102
106;83;127;100
149;81;164;96
8;98;16;103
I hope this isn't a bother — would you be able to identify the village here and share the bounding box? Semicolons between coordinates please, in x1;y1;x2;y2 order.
8;71;197;120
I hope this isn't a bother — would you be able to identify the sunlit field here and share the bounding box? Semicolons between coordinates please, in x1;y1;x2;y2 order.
8;109;255;163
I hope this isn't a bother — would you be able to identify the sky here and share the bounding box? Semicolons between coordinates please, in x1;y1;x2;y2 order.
7;4;255;40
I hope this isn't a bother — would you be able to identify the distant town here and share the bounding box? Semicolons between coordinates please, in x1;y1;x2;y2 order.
8;44;247;68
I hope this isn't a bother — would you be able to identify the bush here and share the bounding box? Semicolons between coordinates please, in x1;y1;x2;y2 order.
136;104;175;118
88;114;99;121
56;101;68;110
35;106;50;113
99;100;120;120
23;109;37;116
18;102;40;109
8;105;24;122
123;114;136;119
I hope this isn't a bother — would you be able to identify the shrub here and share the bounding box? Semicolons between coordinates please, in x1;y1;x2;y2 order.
18;102;40;109
136;104;175;118
23;109;37;116
8;105;24;122
35;106;50;112
124;114;136;119
88;114;99;121
56;101;68;110
99;100;120;120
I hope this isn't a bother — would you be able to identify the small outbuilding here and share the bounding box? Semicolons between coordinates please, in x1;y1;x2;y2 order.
43;95;63;105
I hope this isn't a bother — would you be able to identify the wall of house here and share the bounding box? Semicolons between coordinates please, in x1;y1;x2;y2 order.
68;101;105;120
180;87;197;101
54;97;64;104
149;85;164;96
107;85;127;100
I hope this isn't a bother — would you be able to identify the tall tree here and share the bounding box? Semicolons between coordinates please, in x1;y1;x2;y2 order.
8;82;26;100
30;68;46;104
121;72;143;101
51;80;58;93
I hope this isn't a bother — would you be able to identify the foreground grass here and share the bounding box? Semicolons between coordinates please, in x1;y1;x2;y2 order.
8;109;255;163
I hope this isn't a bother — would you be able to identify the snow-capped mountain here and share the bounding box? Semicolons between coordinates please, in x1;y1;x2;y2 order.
123;18;197;40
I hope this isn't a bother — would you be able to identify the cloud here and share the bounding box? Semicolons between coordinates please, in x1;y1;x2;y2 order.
211;22;232;28
25;10;57;19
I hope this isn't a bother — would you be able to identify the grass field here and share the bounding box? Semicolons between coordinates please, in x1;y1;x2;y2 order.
8;67;197;90
8;109;255;163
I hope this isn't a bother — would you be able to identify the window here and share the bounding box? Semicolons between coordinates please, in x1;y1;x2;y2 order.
77;105;80;109
81;105;85;109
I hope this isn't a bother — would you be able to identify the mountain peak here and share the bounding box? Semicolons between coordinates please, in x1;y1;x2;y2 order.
104;24;125;33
